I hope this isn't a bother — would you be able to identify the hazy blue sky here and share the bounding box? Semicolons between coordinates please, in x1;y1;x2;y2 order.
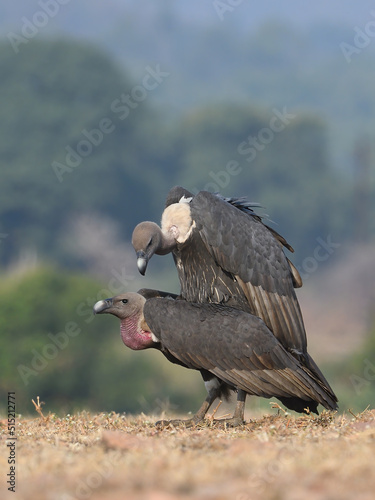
2;1;375;36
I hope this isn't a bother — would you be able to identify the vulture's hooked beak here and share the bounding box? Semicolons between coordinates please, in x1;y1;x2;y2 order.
93;298;113;315
136;251;148;276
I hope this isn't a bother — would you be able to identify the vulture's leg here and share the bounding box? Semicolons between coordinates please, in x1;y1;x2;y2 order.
215;389;247;427
155;376;223;428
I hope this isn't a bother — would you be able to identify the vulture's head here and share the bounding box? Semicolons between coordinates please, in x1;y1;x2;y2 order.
132;220;177;275
132;221;163;275
93;292;157;350
132;202;193;276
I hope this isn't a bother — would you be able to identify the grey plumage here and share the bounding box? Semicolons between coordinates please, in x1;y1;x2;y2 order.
144;297;337;413
94;293;338;415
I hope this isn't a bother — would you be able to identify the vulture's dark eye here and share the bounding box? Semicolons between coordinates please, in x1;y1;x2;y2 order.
121;299;128;304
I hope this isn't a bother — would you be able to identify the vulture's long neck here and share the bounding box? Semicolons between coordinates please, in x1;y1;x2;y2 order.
156;227;176;255
120;312;154;350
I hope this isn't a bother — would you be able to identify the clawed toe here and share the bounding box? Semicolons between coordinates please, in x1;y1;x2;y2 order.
155;415;245;429
155;417;203;428
210;416;245;428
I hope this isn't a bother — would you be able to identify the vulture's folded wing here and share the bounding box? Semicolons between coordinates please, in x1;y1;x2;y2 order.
165;186;194;208
190;191;307;354
144;299;338;411
137;288;179;300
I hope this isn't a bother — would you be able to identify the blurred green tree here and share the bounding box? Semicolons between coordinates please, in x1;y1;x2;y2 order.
170;103;348;259
0;267;204;415
0;39;164;267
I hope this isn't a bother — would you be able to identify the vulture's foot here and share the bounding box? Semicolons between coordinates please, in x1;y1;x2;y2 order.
155;416;204;429
212;415;245;428
210;389;246;427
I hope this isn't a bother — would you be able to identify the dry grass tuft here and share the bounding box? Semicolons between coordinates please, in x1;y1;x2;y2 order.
1;403;375;500
31;397;48;423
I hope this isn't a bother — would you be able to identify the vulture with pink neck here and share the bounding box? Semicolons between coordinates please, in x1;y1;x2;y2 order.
94;291;338;426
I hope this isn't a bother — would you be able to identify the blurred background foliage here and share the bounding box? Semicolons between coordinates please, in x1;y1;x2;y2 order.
0;2;374;416
0;267;205;414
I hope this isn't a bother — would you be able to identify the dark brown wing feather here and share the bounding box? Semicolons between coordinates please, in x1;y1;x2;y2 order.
144;298;338;411
165;186;194;207
190;191;306;353
137;288;179;300
165;189;333;396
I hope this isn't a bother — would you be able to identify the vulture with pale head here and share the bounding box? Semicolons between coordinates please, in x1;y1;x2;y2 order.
94;291;338;426
131;187;338;423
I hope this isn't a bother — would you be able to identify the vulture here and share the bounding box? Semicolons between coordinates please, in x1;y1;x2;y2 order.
131;186;338;422
93;291;338;426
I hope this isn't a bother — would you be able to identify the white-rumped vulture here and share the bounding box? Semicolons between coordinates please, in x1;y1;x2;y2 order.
131;187;338;422
93;291;338;426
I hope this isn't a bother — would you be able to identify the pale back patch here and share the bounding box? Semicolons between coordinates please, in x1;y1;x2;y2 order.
161;202;195;244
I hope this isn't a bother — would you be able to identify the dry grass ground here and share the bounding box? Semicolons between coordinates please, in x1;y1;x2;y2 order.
1;405;375;500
